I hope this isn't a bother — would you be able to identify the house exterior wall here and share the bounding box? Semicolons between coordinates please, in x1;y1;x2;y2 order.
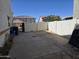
73;0;79;30
39;16;47;22
39;17;43;22
0;0;13;47
24;18;35;23
13;17;35;23
73;0;79;19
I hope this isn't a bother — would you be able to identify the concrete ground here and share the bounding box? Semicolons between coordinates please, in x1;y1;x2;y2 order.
9;31;79;59
61;35;71;39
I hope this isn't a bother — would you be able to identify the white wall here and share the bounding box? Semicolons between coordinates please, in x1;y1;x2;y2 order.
24;20;76;36
47;21;57;33
25;22;47;32
48;20;76;35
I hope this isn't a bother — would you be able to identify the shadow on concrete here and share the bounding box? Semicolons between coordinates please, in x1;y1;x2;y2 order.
61;35;71;39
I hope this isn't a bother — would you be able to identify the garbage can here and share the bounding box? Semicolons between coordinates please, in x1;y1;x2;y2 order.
10;26;18;36
14;26;18;35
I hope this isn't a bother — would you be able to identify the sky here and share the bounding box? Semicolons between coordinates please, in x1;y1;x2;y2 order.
12;0;73;21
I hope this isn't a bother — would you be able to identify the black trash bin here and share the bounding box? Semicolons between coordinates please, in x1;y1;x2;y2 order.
14;26;18;35
10;26;18;36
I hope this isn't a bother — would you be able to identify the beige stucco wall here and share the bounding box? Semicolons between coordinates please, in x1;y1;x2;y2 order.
37;22;48;31
0;0;13;47
24;22;48;32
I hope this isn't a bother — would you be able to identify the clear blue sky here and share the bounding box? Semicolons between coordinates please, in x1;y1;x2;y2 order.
12;0;73;21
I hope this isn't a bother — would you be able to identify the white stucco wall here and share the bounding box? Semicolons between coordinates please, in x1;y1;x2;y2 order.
48;20;76;35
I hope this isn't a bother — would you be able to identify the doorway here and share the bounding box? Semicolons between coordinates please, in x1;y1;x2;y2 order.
21;23;25;32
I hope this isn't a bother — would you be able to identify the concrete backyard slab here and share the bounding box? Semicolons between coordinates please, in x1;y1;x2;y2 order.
9;31;79;59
